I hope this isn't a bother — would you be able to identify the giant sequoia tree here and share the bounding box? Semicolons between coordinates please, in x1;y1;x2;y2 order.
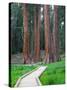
34;5;41;62
43;5;52;63
53;6;59;61
10;3;65;64
23;4;30;64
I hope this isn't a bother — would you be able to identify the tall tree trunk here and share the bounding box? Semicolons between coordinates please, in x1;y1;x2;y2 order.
29;13;34;63
34;5;41;62
53;6;59;61
44;5;52;63
36;5;41;62
34;6;37;62
23;4;30;64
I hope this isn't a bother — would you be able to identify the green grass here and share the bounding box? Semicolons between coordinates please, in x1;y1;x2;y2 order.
39;60;65;85
11;64;37;87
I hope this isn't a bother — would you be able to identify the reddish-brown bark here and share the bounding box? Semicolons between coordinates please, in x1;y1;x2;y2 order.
34;5;41;62
23;4;30;64
53;6;59;61
44;5;52;63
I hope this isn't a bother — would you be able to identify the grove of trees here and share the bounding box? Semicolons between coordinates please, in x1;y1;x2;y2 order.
10;3;65;64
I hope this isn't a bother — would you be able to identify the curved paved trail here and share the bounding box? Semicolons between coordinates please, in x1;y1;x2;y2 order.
17;66;47;87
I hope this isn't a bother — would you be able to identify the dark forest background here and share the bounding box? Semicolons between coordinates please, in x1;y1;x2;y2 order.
10;3;65;56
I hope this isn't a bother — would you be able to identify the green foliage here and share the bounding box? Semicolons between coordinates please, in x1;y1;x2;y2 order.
39;60;65;85
10;3;23;54
11;64;37;87
58;6;65;53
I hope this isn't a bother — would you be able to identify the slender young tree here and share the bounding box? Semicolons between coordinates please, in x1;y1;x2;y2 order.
23;4;30;64
43;5;52;63
53;5;59;61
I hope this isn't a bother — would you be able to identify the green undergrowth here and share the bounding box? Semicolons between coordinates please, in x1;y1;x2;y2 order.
39;59;65;85
10;64;37;87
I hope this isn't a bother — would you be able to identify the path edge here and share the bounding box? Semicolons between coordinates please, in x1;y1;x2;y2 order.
36;66;47;86
14;66;40;87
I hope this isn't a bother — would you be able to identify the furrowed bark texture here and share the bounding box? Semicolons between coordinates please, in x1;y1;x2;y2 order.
23;4;30;64
44;5;52;63
34;5;41;62
53;6;59;61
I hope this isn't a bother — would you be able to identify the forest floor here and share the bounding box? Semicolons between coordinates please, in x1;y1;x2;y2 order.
11;53;23;64
11;53;64;64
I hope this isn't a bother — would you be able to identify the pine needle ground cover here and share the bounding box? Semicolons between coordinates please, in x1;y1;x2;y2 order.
11;65;37;87
39;60;65;85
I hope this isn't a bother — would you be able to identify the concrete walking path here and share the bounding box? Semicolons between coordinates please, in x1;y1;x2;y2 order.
17;66;47;87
